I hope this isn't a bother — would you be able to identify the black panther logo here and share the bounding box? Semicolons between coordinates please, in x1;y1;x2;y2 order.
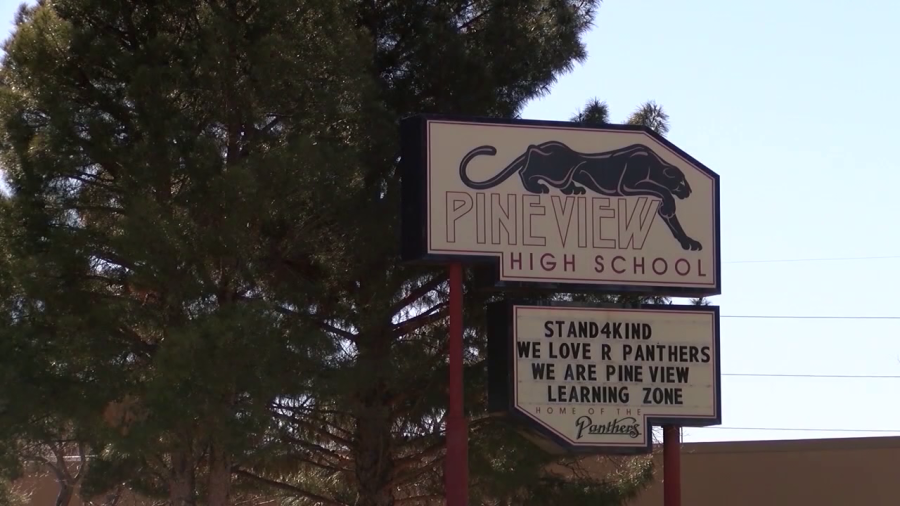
458;141;702;251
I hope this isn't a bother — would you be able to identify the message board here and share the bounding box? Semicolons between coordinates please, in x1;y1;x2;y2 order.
400;114;721;297
486;301;721;453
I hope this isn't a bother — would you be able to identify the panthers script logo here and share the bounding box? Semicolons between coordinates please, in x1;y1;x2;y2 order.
458;141;702;251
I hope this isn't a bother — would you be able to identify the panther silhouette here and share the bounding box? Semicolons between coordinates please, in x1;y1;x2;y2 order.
458;141;702;251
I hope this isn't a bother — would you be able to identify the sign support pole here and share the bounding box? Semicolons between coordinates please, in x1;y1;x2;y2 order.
446;262;468;505
663;425;681;506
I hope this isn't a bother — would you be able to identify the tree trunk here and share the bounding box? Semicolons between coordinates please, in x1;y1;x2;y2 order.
355;398;395;506
354;335;395;506
54;483;74;506
46;459;75;506
207;443;232;506
169;450;196;506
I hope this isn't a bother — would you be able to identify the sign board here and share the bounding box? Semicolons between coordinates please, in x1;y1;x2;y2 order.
400;115;721;296
486;301;721;454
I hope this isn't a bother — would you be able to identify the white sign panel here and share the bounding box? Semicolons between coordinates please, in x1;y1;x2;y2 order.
401;115;721;296
488;302;721;453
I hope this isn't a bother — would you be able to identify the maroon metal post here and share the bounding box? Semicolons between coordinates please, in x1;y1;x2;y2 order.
663;426;681;506
446;263;468;505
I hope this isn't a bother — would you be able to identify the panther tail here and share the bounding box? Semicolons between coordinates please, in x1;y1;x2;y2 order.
458;145;525;190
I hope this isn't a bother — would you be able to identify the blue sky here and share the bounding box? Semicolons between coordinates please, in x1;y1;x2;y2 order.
519;0;900;443
2;0;898;444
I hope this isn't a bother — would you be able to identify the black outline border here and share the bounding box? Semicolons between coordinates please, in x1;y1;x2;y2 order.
486;299;722;455
399;113;722;297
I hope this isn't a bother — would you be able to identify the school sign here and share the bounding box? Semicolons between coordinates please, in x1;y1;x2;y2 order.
486;301;721;453
400;115;721;297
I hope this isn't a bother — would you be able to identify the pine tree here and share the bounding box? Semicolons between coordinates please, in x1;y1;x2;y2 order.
0;1;369;504
0;1;671;505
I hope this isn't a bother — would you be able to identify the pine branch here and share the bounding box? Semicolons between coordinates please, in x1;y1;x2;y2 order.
388;275;446;317
286;453;345;474
396;495;443;505
277;433;353;472
70;204;127;216
233;469;347;506
272;401;354;421
389;452;444;489
391;302;447;337
91;250;138;271
459;6;493;33
273;407;355;443
73;442;87;481
389;338;451;413
391;439;445;484
392;418;502;489
273;305;357;342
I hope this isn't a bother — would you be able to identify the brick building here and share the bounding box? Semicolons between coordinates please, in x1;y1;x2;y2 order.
11;435;900;505
621;435;899;506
